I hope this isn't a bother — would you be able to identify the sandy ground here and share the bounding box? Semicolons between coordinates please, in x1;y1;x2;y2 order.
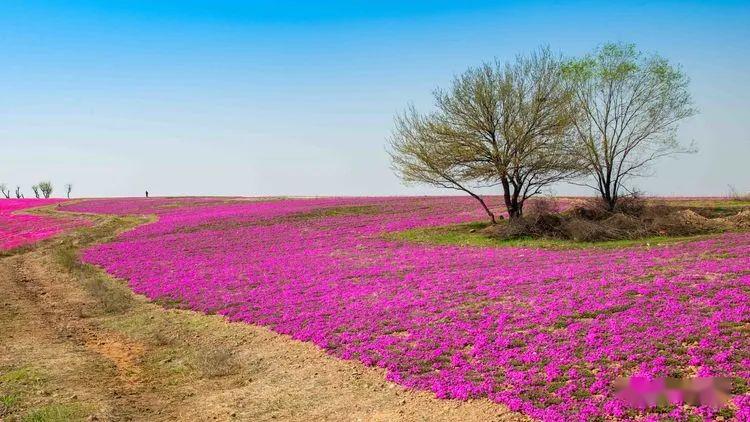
0;212;527;421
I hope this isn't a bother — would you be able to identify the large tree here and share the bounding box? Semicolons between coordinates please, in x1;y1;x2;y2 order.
563;43;697;210
389;47;577;221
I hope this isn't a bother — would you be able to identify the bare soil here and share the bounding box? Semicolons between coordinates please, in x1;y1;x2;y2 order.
0;211;526;421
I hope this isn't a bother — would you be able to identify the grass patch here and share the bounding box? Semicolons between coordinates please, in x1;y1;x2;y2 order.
1;367;47;419
51;216;149;315
101;311;244;380
1;393;20;415
666;199;750;209
23;403;86;422
288;205;380;221
1;366;44;385
386;221;711;250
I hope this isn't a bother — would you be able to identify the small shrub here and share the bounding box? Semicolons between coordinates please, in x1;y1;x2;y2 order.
613;193;646;216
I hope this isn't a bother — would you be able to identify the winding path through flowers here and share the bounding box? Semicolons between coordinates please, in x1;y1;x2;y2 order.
58;197;750;420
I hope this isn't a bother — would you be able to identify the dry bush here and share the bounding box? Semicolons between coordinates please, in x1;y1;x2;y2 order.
602;213;640;232
568;198;611;221
485;197;748;243
562;218;621;242
526;197;559;217
530;213;567;237
613;193;646;216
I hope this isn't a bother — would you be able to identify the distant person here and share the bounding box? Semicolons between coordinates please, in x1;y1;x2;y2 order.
145;190;149;198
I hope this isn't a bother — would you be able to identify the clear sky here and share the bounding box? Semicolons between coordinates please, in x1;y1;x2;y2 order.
1;1;748;197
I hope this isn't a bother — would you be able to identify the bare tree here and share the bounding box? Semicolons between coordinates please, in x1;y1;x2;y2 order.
0;183;9;199
32;185;40;199
390;47;577;220
15;186;22;199
38;181;53;198
563;43;697;210
65;183;73;199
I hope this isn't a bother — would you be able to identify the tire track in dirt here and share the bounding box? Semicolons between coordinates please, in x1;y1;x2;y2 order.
1;250;158;420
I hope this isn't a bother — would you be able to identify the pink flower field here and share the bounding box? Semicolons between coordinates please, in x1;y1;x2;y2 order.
0;199;89;250
59;197;750;420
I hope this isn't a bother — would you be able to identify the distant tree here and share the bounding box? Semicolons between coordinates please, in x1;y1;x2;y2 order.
38;181;53;198
0;183;9;199
65;183;73;199
562;43;697;210
15;186;22;199
32;184;41;199
390;47;578;221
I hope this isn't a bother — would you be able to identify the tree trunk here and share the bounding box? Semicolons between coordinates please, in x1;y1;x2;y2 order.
501;178;523;219
598;177;617;211
602;191;617;211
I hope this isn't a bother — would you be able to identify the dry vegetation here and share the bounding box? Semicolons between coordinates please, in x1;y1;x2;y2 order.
484;197;750;243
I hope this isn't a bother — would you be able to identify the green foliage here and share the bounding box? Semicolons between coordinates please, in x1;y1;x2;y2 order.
289;205;379;220
390;46;579;221
23;404;85;422
1;393;20;411
562;42;696;210
37;181;53;199
0;366;43;385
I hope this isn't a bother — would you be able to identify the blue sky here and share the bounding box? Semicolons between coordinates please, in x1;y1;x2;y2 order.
1;1;748;197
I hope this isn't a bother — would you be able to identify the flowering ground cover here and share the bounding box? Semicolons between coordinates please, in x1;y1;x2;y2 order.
0;199;89;250
60;197;750;420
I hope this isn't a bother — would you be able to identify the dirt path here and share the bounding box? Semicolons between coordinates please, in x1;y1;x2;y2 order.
0;213;527;421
